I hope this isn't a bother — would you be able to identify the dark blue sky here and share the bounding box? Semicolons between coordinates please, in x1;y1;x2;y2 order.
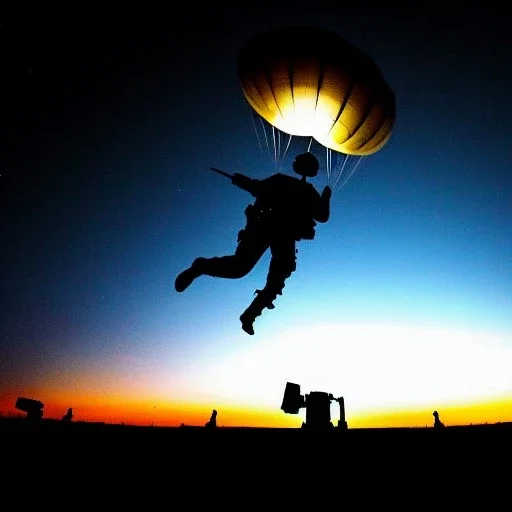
1;3;511;425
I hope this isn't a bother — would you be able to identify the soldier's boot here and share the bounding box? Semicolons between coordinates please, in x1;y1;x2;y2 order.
239;288;279;335
174;257;207;292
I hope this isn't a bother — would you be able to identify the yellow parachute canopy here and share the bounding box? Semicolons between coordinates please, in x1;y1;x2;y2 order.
237;26;396;157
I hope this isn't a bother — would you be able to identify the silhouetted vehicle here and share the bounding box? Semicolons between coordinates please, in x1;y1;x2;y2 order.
15;397;44;420
281;382;347;430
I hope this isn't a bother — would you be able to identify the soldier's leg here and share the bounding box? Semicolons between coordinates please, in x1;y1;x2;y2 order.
174;232;268;292
239;238;297;335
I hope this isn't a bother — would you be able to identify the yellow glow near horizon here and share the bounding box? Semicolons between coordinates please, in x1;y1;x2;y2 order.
192;323;512;415
2;323;510;428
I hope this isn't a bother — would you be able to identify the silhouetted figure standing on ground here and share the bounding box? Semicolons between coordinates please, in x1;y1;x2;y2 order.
62;408;73;422
433;410;445;428
205;409;217;429
175;152;331;335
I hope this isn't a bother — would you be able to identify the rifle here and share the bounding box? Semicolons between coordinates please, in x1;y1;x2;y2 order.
210;167;233;179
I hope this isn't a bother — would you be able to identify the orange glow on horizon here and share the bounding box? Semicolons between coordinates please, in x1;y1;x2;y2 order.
2;323;510;429
1;390;511;429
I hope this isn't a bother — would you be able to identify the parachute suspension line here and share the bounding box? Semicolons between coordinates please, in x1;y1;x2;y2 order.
333;156;364;192
248;107;276;164
331;154;349;191
307;137;313;153
271;126;279;168
278;133;293;172
260;118;274;162
325;147;332;186
341;156;364;190
248;107;265;154
278;130;283;168
275;130;283;171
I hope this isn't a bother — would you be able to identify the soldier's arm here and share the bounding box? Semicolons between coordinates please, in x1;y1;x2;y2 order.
313;186;332;223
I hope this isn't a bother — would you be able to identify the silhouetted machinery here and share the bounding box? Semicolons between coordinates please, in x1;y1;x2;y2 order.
15;397;44;420
281;382;348;431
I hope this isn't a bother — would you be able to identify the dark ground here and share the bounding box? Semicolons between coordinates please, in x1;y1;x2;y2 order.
2;416;509;498
3;416;510;457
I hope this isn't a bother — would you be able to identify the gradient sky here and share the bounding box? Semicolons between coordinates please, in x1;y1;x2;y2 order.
1;3;511;428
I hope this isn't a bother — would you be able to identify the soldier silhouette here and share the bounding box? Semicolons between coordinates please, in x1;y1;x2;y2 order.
62;407;73;422
205;409;217;428
433;410;445;428
175;152;332;335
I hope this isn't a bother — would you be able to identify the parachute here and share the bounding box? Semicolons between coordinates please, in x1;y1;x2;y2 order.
237;26;396;190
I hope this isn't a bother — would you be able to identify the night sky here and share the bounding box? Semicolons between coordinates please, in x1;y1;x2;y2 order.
1;3;511;428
